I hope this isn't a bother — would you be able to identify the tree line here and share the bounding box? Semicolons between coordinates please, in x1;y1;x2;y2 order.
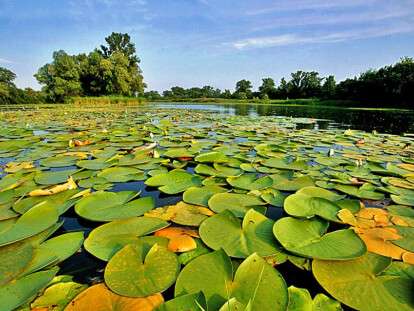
148;57;414;108
0;31;413;107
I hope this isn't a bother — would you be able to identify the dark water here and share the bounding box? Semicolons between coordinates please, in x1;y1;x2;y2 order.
152;102;414;134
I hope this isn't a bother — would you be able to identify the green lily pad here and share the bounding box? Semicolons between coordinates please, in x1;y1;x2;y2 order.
105;242;179;297
84;216;169;261
195;163;242;178
145;169;203;194
183;185;227;207
199;209;280;258
40;155;79;168
34;169;78;186
208;192;267;217
227;173;273;190
75;191;154;222
273;217;366;260
175;250;288;310
97;166;146;182
156;292;206;311
0;268;58;311
0;204;59;247
313;253;414;311
287;286;342;311
195;151;229;163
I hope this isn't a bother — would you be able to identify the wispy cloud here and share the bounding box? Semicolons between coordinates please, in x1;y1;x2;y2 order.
231;24;414;49
0;58;14;64
246;0;375;15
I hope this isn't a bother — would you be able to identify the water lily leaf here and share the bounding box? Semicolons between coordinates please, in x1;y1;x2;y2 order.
29;177;78;196
297;186;345;201
154;227;198;252
227;173;273;190
40;155;79;168
334;184;384;200
23;232;84;276
64;283;164;311
31;280;87;311
183;185;227;207
13;189;82;215
145;169;203;194
163;148;194;158
105;243;179;297
156;292;206;311
313;253;414;311
208;193;267;217
199;209;280;258
75;191;154;222
0;204;58;247
84;216;169;261
261;188;286;207
76;158;114;170
0;268;58;311
271;175;315;191
146;201;214;227
34;170;78;186
273;217;366;260
195;163;242;178
286;286;342;311
178;239;210;265
262;158;307;171
391;194;414;206
0;240;34;286
284;193;341;222
97;166;145;182
195;151;229;163
175;250;288;310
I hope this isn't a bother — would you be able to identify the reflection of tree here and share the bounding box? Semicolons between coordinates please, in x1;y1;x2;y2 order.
229;104;414;134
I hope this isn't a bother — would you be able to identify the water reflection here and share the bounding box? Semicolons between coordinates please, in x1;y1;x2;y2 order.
152;102;414;134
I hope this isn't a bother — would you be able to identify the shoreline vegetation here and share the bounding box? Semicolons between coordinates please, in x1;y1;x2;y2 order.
0;32;413;110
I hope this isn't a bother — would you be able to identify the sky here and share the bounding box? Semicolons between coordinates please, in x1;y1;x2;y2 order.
1;0;413;92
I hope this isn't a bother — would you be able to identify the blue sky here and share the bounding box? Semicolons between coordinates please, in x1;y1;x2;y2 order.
1;0;413;92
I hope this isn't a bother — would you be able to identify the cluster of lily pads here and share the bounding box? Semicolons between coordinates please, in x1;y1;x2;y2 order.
0;105;413;311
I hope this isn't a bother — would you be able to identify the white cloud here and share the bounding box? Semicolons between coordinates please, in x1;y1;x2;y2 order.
0;58;14;64
231;24;414;49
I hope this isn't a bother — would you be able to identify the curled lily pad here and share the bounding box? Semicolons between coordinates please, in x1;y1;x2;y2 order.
287;286;342;311
199;209;280;258
313;253;414;311
145;169;203;194
0;204;58;247
64;283;164;311
84;216;169;261
273;217;366;260
105;242;179;297
208;192;267;217
75;191;154;222
175;250;288;310
0;268;58;311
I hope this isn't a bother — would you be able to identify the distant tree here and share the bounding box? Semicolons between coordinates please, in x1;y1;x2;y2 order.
0;67;16;86
278;78;289;99
321;75;336;99
288;71;323;98
234;79;252;98
222;89;232;99
35;50;82;102
258;77;277;99
144;90;162;100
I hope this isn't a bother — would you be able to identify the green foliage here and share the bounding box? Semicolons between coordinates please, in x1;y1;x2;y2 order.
35;32;145;102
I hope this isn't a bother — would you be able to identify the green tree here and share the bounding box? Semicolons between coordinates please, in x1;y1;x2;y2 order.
258;77;276;99
100;32;145;95
234;79;252;98
35;50;82;102
278;78;289;99
321;75;336;98
288;71;322;98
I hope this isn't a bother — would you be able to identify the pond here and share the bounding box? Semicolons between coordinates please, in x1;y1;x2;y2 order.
0;104;413;311
152;102;414;134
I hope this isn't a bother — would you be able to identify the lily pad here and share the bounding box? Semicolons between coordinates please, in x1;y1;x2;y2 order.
105;242;179;297
208;192;267;217
145;169;203;194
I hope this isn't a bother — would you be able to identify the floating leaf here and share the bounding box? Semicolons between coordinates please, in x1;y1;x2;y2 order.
105;243;179;297
208;193;267;217
145;169;203;194
273;217;366;260
183;185;227;207
199;209;280;258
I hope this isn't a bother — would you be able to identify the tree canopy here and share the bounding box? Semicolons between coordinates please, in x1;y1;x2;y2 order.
35;32;145;102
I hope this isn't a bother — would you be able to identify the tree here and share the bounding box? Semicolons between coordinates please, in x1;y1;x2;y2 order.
144;90;162;100
258;78;276;99
234;79;252;98
321;75;336;99
288;71;323;98
35;50;82;102
0;67;16;86
278;78;289;99
100;32;145;95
